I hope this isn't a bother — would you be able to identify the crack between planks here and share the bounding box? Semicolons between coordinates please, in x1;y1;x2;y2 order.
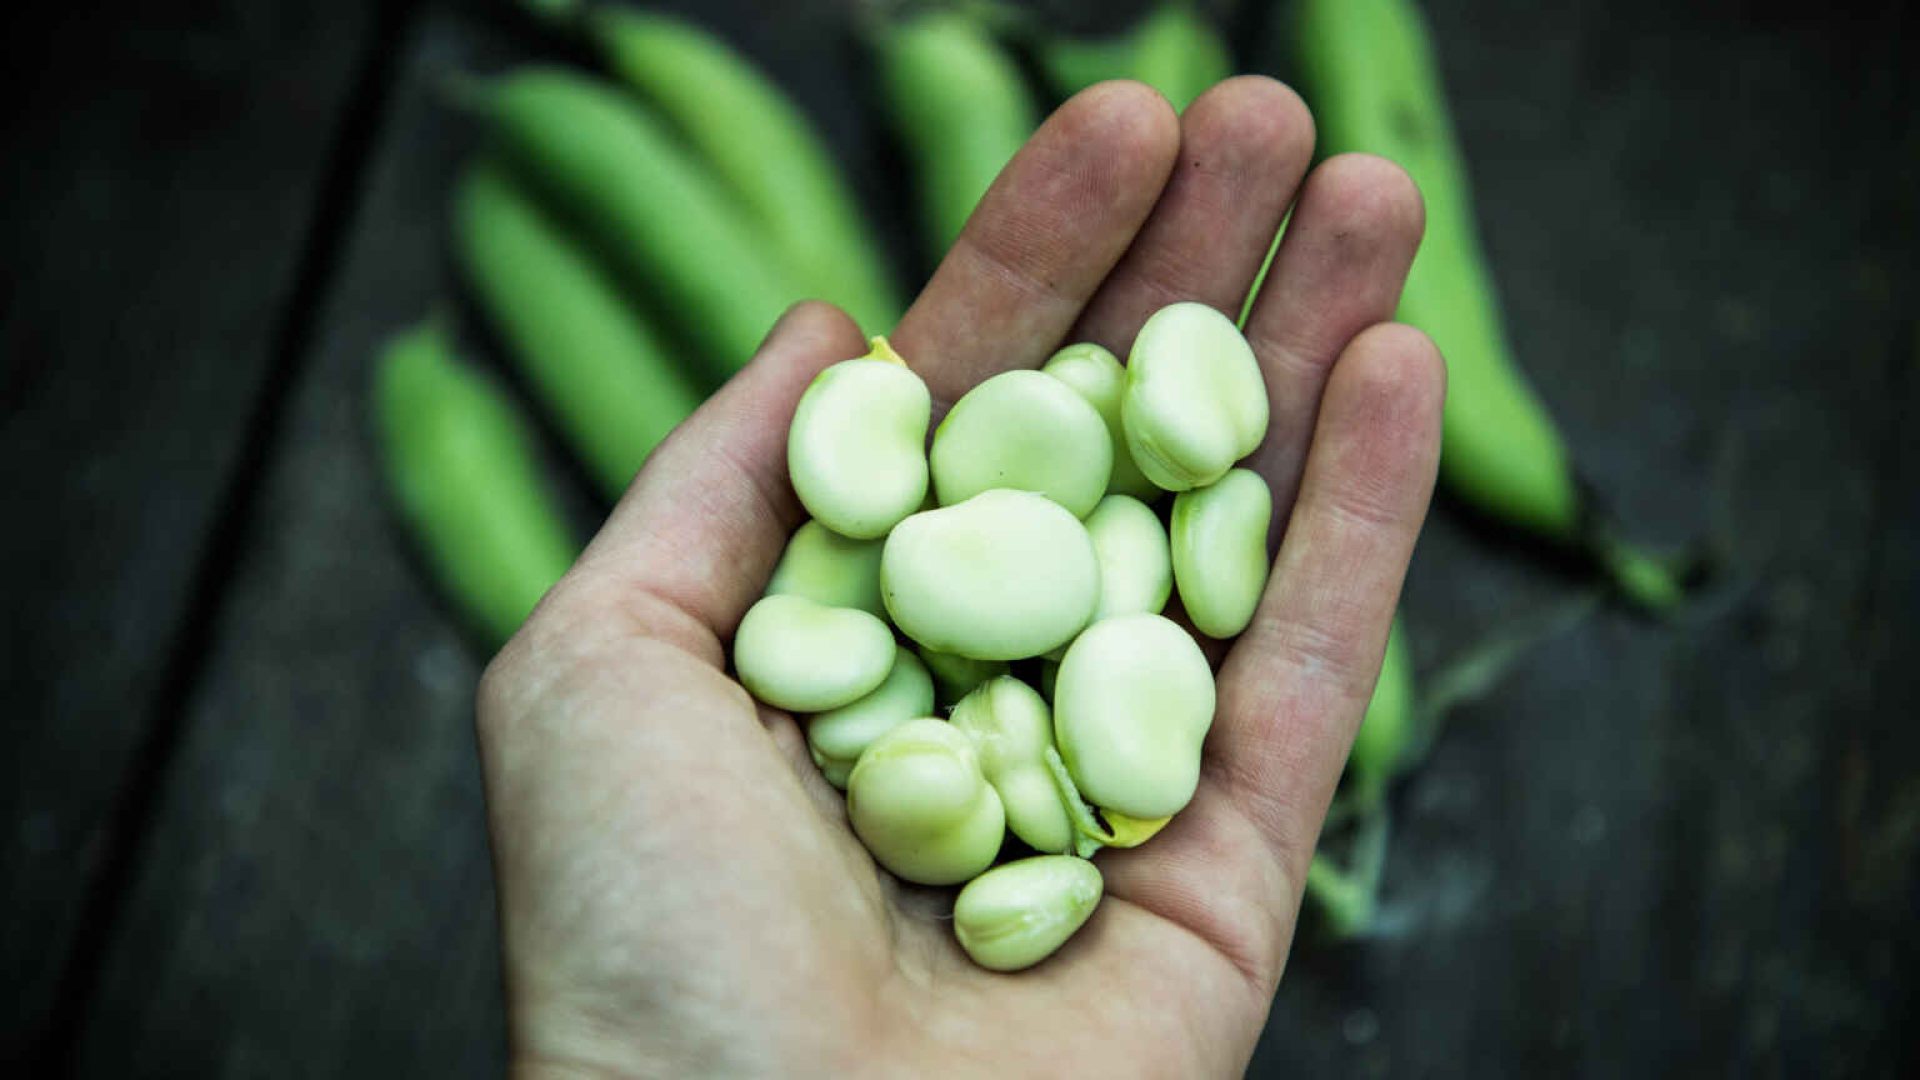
30;0;425;1071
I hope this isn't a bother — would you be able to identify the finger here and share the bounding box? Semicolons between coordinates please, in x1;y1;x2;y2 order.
892;81;1179;408
1097;323;1443;986
561;301;868;661
1214;322;1444;873
1241;153;1426;535
1070;76;1314;351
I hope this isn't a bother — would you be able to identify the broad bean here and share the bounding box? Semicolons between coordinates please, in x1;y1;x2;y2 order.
732;594;895;712
1054;613;1215;818
787;338;931;539
882;490;1099;660
1041;343;1159;501
766;520;886;618
929;370;1111;518
953;855;1102;971
1171;468;1272;638
807;650;935;789
846;718;1005;884
918;646;1009;709
950;677;1074;853
1123;302;1267;491
1083;494;1172;622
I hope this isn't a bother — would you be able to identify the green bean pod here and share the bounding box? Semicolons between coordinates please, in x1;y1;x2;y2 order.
876;11;1038;260
373;320;578;645
473;68;801;382
453;160;702;501
1038;1;1232;112
1346;614;1415;805
582;9;902;330
1294;0;1681;610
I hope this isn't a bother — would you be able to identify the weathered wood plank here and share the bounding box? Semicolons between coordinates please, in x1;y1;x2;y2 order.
57;0;1920;1075
0;0;378;1059
61;8;513;1075
69;1;905;1073
1246;0;1919;1076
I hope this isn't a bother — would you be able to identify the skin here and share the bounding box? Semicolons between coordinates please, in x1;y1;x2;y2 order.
477;78;1443;1076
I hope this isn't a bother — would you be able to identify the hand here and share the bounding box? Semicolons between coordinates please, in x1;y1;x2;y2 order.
476;79;1442;1077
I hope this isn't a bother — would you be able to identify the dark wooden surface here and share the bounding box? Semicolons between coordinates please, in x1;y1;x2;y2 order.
6;0;1917;1075
0;0;382;1060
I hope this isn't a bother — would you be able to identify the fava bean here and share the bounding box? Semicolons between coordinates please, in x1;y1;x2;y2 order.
1083;494;1172;621
930;370;1112;517
882;490;1099;660
918;646;1010;709
807;650;935;789
846;718;1005;885
1043;745;1172;853
787;338;931;539
766;520;886;618
1123;302;1267;491
732;594;895;712
1054;613;1215;818
1171;468;1272;638
950;677;1074;853
953;855;1103;972
1041;343;1160;501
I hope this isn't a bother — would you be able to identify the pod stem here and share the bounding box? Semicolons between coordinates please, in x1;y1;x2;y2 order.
1591;531;1686;614
1306;801;1390;940
433;70;495;116
517;0;583;30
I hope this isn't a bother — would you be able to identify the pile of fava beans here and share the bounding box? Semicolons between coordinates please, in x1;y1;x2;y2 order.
735;301;1273;972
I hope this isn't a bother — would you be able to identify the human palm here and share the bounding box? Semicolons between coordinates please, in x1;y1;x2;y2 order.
477;78;1443;1077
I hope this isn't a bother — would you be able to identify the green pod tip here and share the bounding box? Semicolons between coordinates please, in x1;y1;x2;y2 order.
1592;534;1686;614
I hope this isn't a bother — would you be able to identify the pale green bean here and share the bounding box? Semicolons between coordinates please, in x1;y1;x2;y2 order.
1041;343;1160;501
953;855;1102;971
1083;494;1172;621
765;520;886;619
1123;302;1267;491
847;718;1005;884
950;677;1074;853
1171;469;1272;638
929;370;1112;517
787;338;931;539
882;490;1099;660
918;646;1010;709
1054;613;1215;818
732;594;895;712
807;650;935;789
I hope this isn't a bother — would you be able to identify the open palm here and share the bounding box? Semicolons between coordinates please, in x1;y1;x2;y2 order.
477;78;1443;1077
